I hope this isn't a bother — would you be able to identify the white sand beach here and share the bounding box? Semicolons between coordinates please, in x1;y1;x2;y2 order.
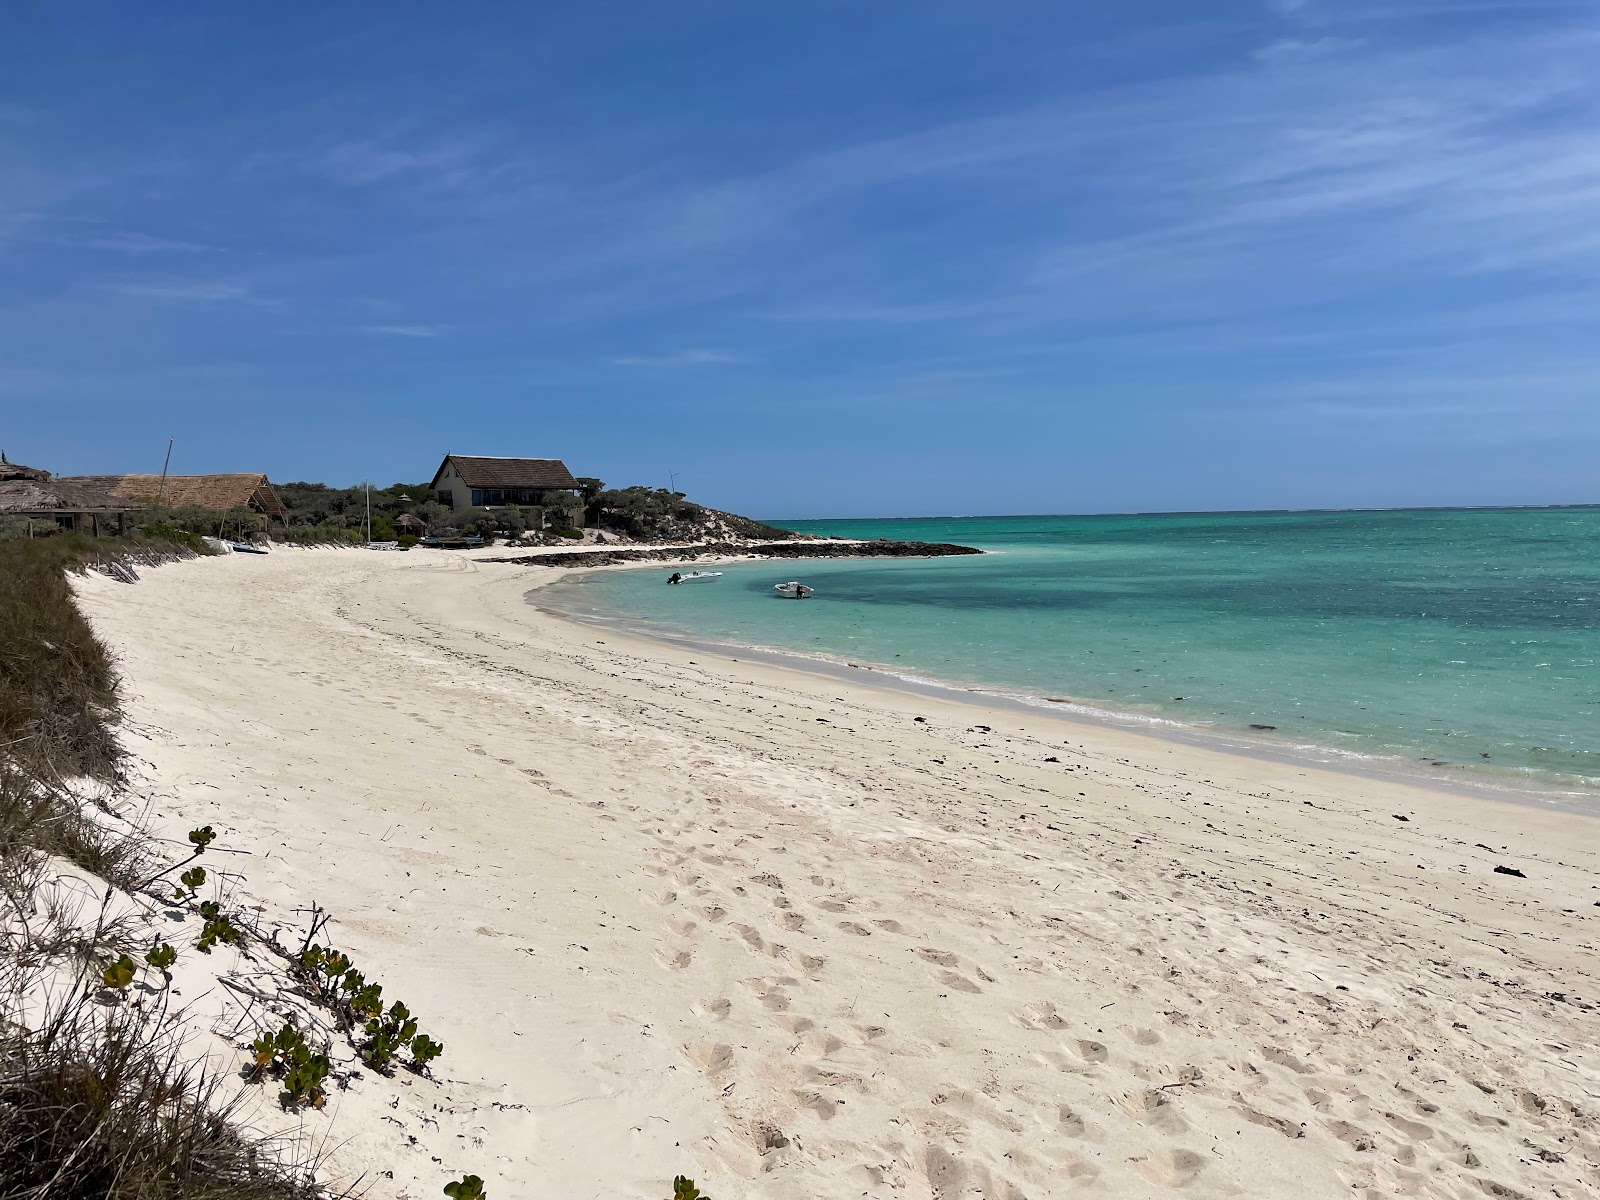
74;547;1599;1199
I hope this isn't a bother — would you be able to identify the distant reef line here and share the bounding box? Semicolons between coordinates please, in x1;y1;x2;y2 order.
482;539;983;568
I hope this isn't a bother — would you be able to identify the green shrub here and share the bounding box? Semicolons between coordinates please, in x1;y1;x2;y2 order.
409;1033;444;1071
443;1176;486;1200
101;954;136;990
550;527;583;539
194;901;241;954
145;942;177;979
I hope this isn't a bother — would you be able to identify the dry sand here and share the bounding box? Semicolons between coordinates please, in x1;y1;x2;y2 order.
75;547;1599;1199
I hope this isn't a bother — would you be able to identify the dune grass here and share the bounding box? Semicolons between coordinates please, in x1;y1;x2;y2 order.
0;534;331;1198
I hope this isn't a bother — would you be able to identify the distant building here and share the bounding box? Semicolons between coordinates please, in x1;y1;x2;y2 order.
0;457;286;534
65;473;287;517
0;456;141;535
429;455;586;527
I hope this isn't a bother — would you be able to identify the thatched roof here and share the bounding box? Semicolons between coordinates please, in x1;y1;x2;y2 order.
431;455;579;491
0;454;51;483
394;512;427;531
0;476;140;516
59;473;287;516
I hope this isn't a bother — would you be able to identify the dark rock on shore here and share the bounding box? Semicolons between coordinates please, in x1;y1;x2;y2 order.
483;539;982;568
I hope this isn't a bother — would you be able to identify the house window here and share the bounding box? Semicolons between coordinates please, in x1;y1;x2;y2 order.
437;490;454;506
470;489;485;506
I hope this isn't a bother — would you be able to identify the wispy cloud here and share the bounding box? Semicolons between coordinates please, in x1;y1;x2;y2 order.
108;281;249;302
611;349;738;367
361;323;441;338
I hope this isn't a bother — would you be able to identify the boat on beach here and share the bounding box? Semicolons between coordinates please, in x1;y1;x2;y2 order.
773;581;813;598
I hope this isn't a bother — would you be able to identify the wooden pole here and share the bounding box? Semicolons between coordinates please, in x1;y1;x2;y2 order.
157;437;174;508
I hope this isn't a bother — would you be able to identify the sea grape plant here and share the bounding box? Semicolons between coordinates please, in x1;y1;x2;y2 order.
299;940;444;1073
144;941;177;983
409;1033;444;1071
248;1021;330;1109
443;1176;486;1200
195;899;242;953
362;1000;419;1072
672;1178;711;1200
173;864;207;902
283;1052;331;1109
101;953;136;990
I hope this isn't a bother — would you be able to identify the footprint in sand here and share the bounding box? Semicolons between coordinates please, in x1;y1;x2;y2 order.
1119;1089;1187;1133
838;921;874;936
692;997;732;1021
1017;1001;1070;1031
917;947;960;967
684;1041;734;1078
1075;1038;1109;1063
656;947;694;970
1137;1148;1206;1188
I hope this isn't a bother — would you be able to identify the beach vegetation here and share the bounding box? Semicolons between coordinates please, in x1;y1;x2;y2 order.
145;940;178;979
672;1177;711;1200
195;900;242;953
586;486;793;542
409;1033;444;1070
443;1175;487;1199
0;531;334;1196
101;952;137;990
0;978;328;1197
249;1022;331;1109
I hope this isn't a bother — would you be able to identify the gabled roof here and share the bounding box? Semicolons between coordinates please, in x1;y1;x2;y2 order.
430;455;580;491
58;473;287;516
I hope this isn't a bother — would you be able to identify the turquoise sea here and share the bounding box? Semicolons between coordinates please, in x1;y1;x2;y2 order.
539;509;1600;799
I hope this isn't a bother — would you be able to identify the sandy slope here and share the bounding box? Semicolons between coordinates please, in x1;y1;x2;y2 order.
75;547;1599;1200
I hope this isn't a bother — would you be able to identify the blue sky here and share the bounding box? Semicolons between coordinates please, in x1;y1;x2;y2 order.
3;1;1598;518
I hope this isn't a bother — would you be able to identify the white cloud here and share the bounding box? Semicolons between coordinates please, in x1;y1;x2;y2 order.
361;324;441;338
110;281;248;302
611;349;737;367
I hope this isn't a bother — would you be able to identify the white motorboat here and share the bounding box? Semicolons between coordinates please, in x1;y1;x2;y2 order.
679;570;723;582
773;581;814;598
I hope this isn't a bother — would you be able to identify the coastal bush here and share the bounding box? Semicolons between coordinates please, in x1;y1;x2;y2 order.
249;1022;330;1110
0;978;326;1197
145;940;177;980
443;1175;486;1200
194;900;243;953
101;953;137;990
586;487;793;542
672;1177;711;1200
298;942;443;1072
360;1000;418;1072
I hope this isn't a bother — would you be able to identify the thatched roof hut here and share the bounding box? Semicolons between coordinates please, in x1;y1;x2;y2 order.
59;473;287;516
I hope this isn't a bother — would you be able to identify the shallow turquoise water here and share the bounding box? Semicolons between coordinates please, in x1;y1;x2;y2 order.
544;509;1600;794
